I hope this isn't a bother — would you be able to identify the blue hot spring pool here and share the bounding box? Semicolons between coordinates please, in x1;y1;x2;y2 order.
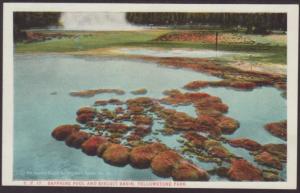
13;53;286;180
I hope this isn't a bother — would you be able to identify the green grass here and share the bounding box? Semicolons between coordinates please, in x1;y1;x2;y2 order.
15;30;169;53
15;30;286;64
214;50;286;65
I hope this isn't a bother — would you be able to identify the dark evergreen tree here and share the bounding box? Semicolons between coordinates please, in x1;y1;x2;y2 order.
14;12;61;41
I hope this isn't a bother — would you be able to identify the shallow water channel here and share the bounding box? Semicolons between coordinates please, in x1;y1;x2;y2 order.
13;53;286;180
119;48;237;58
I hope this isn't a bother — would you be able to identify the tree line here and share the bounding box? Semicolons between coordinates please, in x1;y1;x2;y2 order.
13;12;287;41
126;13;287;34
14;12;61;41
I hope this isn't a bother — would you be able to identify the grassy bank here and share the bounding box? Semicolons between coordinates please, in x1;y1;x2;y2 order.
15;29;286;64
15;30;168;53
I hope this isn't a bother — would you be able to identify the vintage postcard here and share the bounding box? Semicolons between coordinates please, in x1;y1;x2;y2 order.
2;3;299;189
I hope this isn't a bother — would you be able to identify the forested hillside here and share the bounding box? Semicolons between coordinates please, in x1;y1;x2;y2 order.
126;13;287;34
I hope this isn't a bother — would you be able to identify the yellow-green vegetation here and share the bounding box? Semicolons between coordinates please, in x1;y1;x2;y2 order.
15;29;286;65
15;30;169;53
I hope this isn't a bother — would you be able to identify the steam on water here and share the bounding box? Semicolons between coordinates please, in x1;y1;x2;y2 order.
60;12;141;31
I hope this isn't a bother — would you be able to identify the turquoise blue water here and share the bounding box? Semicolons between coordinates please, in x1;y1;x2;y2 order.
201;87;286;144
13;53;286;180
160;103;198;118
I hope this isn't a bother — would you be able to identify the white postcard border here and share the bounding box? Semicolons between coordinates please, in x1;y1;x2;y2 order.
2;3;299;189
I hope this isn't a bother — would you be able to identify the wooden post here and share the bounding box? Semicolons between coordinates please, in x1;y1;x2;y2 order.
216;32;218;52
